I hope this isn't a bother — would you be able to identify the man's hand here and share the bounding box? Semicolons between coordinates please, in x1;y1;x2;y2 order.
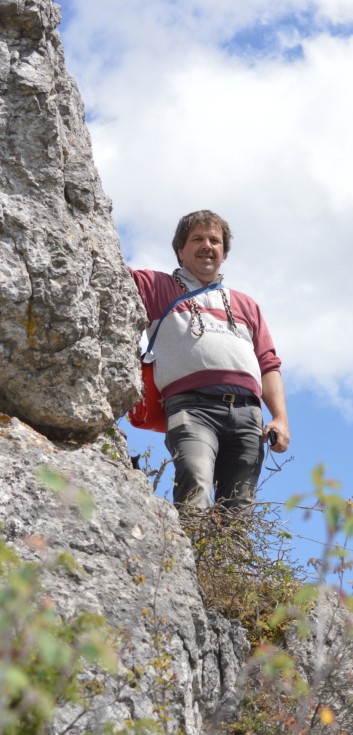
262;371;290;453
263;421;290;453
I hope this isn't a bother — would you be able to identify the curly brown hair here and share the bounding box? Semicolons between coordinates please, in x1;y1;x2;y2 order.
172;210;233;265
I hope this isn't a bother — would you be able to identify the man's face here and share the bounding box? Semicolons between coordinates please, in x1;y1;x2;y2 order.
177;223;224;284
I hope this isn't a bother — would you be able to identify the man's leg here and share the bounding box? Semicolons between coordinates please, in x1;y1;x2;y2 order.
214;404;264;512
164;393;219;510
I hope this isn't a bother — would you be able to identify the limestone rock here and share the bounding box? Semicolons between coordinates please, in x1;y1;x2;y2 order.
284;587;353;733
0;4;251;732
0;0;145;439
0;416;250;734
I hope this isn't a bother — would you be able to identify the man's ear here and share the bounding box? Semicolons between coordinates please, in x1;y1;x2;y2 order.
177;247;183;264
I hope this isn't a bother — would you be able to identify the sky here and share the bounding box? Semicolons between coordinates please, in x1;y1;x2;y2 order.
57;0;353;587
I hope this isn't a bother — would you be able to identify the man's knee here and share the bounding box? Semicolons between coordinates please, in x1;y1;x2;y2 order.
166;428;217;510
173;480;212;510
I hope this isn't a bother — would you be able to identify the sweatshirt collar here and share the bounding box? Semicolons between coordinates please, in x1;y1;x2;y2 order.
172;266;224;290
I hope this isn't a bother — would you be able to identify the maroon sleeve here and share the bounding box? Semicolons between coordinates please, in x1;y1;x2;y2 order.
128;268;181;323
230;289;281;375
128;267;156;322
253;301;282;375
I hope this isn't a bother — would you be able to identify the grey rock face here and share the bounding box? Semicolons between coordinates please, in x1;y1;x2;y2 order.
0;416;250;734
0;4;250;731
284;587;353;733
0;0;145;439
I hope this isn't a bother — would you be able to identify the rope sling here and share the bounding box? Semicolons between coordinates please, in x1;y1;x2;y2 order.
172;271;241;338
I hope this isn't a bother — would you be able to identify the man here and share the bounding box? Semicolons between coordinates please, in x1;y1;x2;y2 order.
130;210;290;512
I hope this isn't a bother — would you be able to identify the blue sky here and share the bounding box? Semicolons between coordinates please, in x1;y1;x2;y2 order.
57;0;353;587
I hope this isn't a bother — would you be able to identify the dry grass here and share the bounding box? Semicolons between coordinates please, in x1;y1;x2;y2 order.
180;502;305;645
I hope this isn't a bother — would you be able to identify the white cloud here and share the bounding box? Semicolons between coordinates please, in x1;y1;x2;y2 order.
59;1;353;413
315;0;353;23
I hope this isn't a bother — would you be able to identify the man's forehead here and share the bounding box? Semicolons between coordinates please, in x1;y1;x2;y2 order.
187;222;223;237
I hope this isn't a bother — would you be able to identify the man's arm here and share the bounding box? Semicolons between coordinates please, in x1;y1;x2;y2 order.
261;370;290;453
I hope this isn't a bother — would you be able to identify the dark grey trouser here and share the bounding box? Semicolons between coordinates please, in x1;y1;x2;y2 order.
164;392;264;512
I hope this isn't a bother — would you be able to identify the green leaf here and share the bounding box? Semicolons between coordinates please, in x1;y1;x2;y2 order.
324;504;341;533
295;617;310;639
94;642;120;673
263;651;295;677
7;563;38;601
342;595;353;614
56;551;85;578
3;665;29;696
269;604;288;628
80;641;101;662
294;675;310;695
293;584;318;606
277;530;293;540
343;515;353;538
75;488;95;520
0;540;20;567
36;630;72;667
312;463;326;490
326;478;342;490
328;546;348;560
36;466;67;493
286;494;306;511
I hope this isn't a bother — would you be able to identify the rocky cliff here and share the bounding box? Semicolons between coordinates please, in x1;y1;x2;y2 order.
0;2;250;733
0;0;145;440
0;416;250;734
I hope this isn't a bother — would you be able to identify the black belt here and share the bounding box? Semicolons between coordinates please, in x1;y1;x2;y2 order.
198;392;259;407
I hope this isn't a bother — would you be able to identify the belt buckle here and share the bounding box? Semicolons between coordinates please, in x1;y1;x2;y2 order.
222;394;236;404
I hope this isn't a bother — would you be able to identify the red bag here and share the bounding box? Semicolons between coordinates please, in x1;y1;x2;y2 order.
128;358;166;433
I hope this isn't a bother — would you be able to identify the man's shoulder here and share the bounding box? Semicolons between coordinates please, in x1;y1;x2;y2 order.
129;267;173;284
129;267;176;296
129;268;181;318
227;285;259;308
